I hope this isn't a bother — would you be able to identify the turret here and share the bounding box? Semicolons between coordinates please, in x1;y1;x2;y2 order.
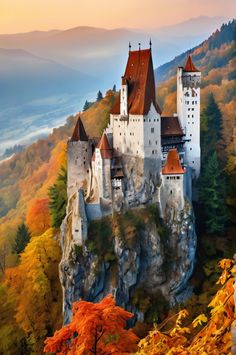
177;55;201;178
94;133;112;199
160;149;185;217
67;117;92;198
120;76;128;117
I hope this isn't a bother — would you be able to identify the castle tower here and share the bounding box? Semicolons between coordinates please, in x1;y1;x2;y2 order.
160;149;186;217
110;48;162;161
177;55;201;178
94;133;112;200
67;117;91;198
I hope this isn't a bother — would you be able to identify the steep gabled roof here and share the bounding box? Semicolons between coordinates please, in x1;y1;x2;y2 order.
71;116;88;142
161;116;184;137
110;48;161;115
184;55;199;72
162;149;185;175
97;133;112;159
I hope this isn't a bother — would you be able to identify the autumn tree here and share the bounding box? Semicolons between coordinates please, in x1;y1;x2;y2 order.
136;259;234;354
26;198;51;236
13;223;31;254
44;294;139;354
7;229;62;353
48;166;67;228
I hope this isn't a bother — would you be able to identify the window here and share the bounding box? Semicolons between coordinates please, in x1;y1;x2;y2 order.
177;176;180;180
157;119;159;122
188;108;190;111
188;115;190;118
149;119;151;122
149;140;151;145
170;190;172;194
151;128;154;133
154;119;156;122
192;108;194;111
156;140;158;145
190;148;192;151
167;176;169;180
192;161;194;164
192;101;194;104
144;119;146;122
152;150;154;154
190;134;192;137
192;115;194;118
195;101;197;104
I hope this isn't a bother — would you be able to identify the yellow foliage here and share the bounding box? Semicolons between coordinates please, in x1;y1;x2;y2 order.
136;259;235;355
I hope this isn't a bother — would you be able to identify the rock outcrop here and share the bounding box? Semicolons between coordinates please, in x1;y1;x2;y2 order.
60;201;196;324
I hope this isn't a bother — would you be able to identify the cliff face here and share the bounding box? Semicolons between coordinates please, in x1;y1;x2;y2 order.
60;202;196;324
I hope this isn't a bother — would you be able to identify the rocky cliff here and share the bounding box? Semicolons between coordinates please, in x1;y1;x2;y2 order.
60;201;196;324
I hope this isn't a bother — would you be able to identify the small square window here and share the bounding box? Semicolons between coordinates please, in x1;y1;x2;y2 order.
151;128;154;133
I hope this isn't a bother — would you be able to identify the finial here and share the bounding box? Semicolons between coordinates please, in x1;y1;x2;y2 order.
138;42;141;51
129;42;131;52
149;38;152;50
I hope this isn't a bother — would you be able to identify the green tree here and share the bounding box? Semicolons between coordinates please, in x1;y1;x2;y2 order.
201;93;223;161
83;100;92;111
200;152;229;235
96;90;103;102
48;166;67;228
13;223;31;254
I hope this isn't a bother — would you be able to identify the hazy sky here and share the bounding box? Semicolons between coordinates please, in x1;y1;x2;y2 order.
0;0;235;34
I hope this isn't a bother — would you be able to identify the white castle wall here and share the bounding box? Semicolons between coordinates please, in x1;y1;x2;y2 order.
94;149;112;200
177;67;201;178
110;103;161;161
67;140;92;198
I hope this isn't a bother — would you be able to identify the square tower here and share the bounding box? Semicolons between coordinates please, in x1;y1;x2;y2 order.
177;55;201;178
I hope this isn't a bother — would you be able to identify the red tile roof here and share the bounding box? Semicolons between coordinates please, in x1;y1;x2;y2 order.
162;149;185;175
184;55;199;72
71;117;88;142
97;133;112;159
110;48;161;115
161;116;184;137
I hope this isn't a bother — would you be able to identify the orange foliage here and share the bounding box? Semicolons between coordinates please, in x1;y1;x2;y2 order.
44;294;139;355
136;259;235;354
26;198;50;236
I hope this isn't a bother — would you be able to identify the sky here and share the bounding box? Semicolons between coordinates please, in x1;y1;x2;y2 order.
0;0;235;34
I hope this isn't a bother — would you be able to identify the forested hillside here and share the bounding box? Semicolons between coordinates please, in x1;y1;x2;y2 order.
0;21;235;354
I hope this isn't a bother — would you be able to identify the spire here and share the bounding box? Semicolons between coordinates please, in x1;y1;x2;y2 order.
184;55;199;72
129;42;131;53
70;116;88;142
162;149;185;175
149;38;152;50
97;133;112;159
138;42;141;51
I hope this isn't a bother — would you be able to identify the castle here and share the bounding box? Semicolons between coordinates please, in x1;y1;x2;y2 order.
67;46;201;245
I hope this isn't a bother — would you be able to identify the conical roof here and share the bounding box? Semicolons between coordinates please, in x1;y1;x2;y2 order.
184;55;199;72
162;149;185;175
97;133;112;159
71;117;88;142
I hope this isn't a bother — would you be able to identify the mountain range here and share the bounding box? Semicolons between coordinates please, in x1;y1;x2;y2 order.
0;15;231;155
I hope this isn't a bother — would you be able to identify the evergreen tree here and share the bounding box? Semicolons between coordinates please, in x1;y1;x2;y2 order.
83;100;91;111
201;93;223;160
13;223;31;254
112;84;116;92
200;152;229;235
96;90;103;102
48;166;67;228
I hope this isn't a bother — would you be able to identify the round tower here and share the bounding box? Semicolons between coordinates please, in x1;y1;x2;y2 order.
67;117;92;198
